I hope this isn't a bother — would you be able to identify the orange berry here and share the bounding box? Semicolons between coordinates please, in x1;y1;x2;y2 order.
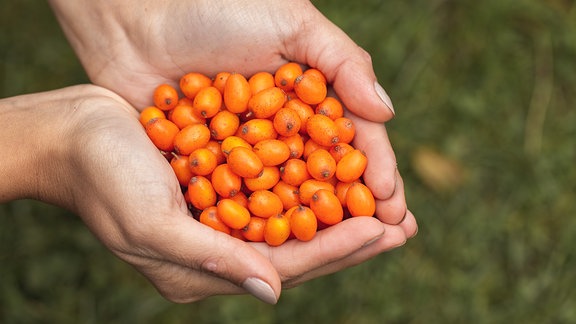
140;106;166;126
284;98;314;134
248;86;286;119
253;139;291;167
209;110;240;140
264;213;291;246
294;74;327;105
334;117;356;144
248;190;284;219
211;164;242;198
193;86;222;118
228;191;249;208
187;176;217;210
298;179;335;206
169;100;206;129
273;107;302;137
220;135;252;156
199;206;231;235
170;153;194;186
310;189;343;225
303;68;327;84
224;73;251;114
306;148;337;181
153;83;179;111
329;142;355;163
274;62;303;92
305;114;340;147
173;123;211;155
336;149;367;183
272;180;301;210
346;182;376;217
237;119;278;145
279;134;305;159
217;198;251;230
227;146;264;178
188;148;218;176
212;71;231;94
303;138;330;160
204;140;226;165
145;118;180;152
242;216;267;242
335;180;358;208
290;205;317;242
249;71;275;95
180;72;212;99
315;97;344;120
243;166;281;192
280;158;311;187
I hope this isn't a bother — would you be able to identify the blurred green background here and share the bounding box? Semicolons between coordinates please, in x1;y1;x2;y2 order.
1;0;575;323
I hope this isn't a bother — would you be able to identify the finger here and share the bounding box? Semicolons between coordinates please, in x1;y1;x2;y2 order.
286;5;395;122
347;114;397;200
399;209;418;238
375;169;408;225
124;213;282;304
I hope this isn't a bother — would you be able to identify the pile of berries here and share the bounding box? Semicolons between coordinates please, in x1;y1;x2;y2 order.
139;62;376;246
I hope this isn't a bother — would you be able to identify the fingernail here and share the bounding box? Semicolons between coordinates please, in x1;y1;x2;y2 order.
374;81;395;115
243;277;278;304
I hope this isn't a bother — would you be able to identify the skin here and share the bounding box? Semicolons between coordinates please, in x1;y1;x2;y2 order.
0;0;420;304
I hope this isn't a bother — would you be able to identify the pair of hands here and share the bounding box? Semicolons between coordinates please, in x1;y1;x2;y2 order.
37;0;418;304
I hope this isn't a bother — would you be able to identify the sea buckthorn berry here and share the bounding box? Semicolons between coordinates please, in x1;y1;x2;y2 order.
329;142;355;163
310;189;343;225
248;86;286;119
244;166;281;192
224;73;251;114
180;72;212;99
303;68;327;84
336;149;368;183
253;139;291;167
294;73;327;105
264;213;291;247
212;71;231;94
335;180;359;207
204;140;226;165
199;206;231;235
237;119;278;145
290;205;317;242
346;182;376;217
280;158;311;187
169;100;206;129
306;114;340;147
140;106;166;126
211;164;242;198
279;134;305;159
193;86;222;118
249;71;275;95
272;181;301;210
220;135;252;156
303;138;330;160
173;123;211;155
242;216;267;242
187;176;217;210
209;110;240;141
170;153;194;187
298;179;335;206
217;198;251;230
274;62;303;92
153;83;179;111
334;117;356;144
248;190;284;219
273;107;302;137
145;118;180;152
306;148;337;181
188;148;218;176
315;97;344;120
228;191;249;208
227;146;264;178
284;98;314;134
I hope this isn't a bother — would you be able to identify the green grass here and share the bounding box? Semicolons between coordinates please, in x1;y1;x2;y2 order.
2;0;576;323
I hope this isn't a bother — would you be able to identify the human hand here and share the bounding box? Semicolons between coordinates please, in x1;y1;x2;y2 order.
47;0;418;302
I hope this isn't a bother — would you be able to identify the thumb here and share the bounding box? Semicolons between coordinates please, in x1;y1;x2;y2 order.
130;213;281;304
287;3;395;122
